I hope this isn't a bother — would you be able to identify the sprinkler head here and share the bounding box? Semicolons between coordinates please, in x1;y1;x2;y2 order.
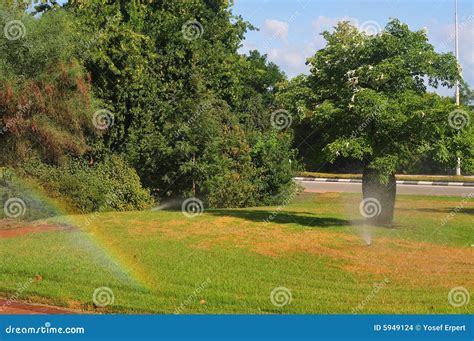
366;241;372;246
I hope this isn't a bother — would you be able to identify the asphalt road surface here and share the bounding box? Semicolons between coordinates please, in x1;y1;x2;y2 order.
299;181;474;197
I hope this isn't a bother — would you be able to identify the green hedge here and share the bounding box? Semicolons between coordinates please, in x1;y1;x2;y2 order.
21;156;154;214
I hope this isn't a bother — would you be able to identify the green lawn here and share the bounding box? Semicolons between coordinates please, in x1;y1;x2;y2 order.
0;193;472;314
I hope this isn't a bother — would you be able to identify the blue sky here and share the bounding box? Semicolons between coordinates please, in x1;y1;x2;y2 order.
232;0;474;92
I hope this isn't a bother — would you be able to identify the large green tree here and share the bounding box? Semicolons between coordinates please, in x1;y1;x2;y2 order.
66;0;297;206
302;19;473;225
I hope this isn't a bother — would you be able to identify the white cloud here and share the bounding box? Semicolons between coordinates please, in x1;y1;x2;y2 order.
239;41;258;54
268;48;305;69
263;19;289;40
263;16;361;77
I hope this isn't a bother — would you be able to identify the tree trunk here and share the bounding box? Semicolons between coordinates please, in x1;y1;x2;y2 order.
361;168;396;226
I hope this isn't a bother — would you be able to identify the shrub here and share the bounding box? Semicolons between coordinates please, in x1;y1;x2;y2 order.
0;167;62;221
251;131;301;205
21;156;153;213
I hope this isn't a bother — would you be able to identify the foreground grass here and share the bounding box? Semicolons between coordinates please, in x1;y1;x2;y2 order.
0;193;472;314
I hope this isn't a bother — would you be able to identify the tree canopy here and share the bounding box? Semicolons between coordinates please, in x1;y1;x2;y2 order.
1;0;299;211
303;19;473;180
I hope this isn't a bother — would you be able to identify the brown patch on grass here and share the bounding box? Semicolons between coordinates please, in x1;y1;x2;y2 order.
0;299;80;314
128;225;161;236
259;233;473;288
150;215;473;289
0;223;74;239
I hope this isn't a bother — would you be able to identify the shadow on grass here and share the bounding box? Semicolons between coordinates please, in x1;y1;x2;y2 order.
400;208;474;215
206;209;350;228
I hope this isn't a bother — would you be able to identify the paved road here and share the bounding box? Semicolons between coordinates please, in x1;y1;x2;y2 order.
299;181;474;197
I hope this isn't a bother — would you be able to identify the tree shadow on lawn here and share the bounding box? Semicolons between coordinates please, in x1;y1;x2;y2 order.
399;208;474;215
206;209;350;228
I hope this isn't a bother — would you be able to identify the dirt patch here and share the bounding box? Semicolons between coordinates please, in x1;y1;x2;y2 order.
0;222;74;239
0;300;80;314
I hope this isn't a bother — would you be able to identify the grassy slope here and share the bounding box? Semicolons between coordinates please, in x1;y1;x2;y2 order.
0;193;472;314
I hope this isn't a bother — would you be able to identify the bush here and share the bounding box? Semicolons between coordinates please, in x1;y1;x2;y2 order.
251;131;301;205
22;156;154;213
0;167;61;221
200;129;300;208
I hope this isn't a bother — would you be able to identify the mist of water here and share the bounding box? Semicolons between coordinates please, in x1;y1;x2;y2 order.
150;199;183;211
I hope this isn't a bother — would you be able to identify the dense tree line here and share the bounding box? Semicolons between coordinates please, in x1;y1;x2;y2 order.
0;0;298;213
